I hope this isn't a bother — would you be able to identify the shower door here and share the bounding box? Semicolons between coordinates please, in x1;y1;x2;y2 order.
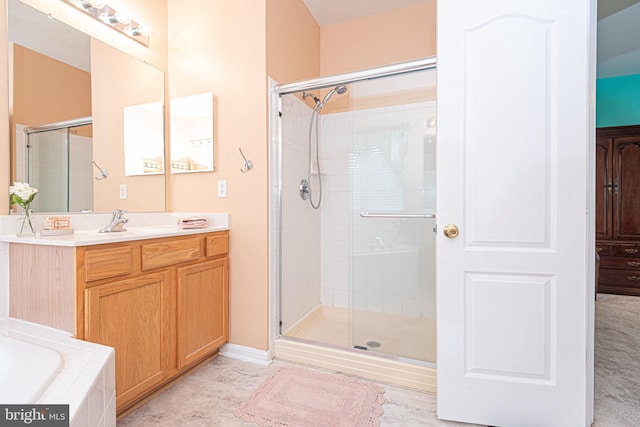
27;128;69;212
26;124;93;212
276;62;437;365
343;69;437;363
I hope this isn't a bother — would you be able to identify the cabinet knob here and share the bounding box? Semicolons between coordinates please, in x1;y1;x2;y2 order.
625;248;639;254
627;261;640;267
627;276;640;282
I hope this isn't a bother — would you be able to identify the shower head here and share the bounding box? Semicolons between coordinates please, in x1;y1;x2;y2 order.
319;85;348;108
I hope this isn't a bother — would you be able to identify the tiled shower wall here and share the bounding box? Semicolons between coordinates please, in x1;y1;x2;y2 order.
320;101;437;320
278;95;322;332
275;94;437;333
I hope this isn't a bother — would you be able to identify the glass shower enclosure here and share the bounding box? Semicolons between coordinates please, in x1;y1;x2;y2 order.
273;58;437;365
17;117;94;212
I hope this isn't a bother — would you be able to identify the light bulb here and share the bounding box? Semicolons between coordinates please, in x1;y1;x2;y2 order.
88;0;106;9
115;10;131;25
99;11;117;24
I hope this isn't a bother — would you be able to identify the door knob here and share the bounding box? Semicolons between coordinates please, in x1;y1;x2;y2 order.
443;224;459;238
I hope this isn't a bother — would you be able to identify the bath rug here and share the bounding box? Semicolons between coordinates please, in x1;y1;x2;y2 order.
234;366;385;427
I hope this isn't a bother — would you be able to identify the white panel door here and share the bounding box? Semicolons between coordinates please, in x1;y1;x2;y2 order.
436;1;596;426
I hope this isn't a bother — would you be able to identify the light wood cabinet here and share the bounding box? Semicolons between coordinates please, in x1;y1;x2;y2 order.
85;272;172;406
9;230;229;415
177;259;228;369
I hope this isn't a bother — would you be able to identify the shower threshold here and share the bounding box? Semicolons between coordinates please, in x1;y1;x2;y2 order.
273;336;436;392
275;305;436;391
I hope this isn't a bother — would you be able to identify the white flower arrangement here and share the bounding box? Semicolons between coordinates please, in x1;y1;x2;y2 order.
10;182;38;211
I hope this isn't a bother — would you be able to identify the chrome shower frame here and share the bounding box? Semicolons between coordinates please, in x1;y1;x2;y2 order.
269;56;437;357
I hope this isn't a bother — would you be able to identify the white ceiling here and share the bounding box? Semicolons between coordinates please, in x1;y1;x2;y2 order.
597;1;640;78
302;0;432;27
8;0;90;72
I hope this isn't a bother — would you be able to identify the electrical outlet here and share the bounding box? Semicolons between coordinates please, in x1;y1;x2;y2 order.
217;180;227;198
119;184;127;199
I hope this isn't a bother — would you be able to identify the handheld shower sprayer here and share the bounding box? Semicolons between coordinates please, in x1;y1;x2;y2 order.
299;84;349;209
319;85;348;109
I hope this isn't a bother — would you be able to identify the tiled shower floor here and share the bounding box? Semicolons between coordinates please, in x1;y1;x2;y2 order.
284;305;436;363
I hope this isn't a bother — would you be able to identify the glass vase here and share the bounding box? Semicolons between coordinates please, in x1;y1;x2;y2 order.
16;209;35;237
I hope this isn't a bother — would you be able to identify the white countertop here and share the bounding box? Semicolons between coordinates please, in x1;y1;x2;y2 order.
0;212;229;246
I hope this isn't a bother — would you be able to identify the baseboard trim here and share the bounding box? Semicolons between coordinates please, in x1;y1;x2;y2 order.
219;343;273;366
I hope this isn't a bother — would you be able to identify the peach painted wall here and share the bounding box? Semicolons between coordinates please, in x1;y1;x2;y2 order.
91;39;165;212
320;2;436;76
0;0;8;213
12;44;91;130
266;0;320;85
167;0;269;350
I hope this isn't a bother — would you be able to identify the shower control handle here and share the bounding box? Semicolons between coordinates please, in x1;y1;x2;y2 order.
443;224;459;239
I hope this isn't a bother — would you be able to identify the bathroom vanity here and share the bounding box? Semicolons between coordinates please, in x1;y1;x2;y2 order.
3;216;229;416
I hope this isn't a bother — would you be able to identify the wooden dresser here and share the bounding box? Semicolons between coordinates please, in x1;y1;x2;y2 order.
596;125;640;295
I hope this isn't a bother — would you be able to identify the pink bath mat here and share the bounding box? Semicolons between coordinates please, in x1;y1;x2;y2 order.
234;366;385;427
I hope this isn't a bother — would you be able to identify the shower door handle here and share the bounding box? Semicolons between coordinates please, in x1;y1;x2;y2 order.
360;212;436;219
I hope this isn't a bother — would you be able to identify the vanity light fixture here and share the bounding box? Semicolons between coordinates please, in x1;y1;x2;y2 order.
63;0;149;46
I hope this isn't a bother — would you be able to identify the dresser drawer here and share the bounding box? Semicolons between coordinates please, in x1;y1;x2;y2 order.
142;237;202;270
612;245;640;257
84;246;135;282
206;232;229;258
599;256;640;270
596;244;612;256
598;267;640;287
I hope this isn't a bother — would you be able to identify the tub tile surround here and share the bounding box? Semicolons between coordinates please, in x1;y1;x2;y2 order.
0;317;115;427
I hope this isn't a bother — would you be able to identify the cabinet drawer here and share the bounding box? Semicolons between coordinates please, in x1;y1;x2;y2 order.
142;237;202;271
206;232;229;258
598;267;640;287
599;256;640;270
595;244;612;256
85;247;135;282
612;245;640;256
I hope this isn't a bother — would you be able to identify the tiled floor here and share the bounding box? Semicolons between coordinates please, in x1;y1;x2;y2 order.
117;357;475;427
119;294;640;426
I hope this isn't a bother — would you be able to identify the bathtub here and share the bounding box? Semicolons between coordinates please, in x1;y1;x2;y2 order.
0;318;116;427
0;335;63;403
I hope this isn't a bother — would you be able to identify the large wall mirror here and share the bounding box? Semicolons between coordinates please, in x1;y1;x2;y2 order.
8;0;165;213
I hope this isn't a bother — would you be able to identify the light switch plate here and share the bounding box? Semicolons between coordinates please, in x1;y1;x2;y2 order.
119;184;127;199
217;180;227;198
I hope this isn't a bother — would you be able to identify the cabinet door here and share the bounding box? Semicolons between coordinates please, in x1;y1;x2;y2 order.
614;139;640;240
596;136;612;240
176;258;229;369
85;271;171;410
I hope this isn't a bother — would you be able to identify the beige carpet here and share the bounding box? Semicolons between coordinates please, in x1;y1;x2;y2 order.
594;293;640;426
234;366;385;427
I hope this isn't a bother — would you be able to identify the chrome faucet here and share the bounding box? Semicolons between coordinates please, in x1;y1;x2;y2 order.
99;209;129;233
